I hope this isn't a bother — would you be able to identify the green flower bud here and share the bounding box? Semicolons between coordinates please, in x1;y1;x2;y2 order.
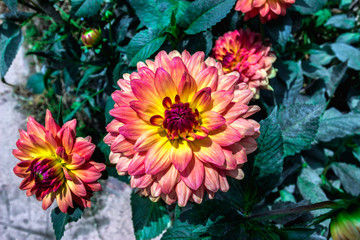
330;207;360;240
81;28;101;48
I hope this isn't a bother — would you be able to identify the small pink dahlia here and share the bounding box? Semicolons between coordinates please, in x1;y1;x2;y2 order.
105;50;260;206
212;29;276;99
13;110;105;213
235;0;296;23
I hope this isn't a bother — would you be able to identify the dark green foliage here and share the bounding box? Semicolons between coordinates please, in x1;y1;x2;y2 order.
71;0;104;18
253;108;284;194
183;0;236;35
277;104;324;157
126;29;167;66
51;207;83;240
26;73;45;94
331;163;360;196
316;108;360;142
131;193;171;240
0;21;23;77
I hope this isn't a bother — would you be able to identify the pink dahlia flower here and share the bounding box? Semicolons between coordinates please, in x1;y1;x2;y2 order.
235;0;295;23
105;50;260;206
212;29;276;99
13;110;105;213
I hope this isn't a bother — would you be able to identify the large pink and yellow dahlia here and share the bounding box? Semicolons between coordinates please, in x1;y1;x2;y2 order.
105;50;260;206
212;29;276;99
235;0;295;23
13;110;105;213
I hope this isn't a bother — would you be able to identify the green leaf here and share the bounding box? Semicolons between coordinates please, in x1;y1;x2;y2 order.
340;0;352;9
293;0;327;15
331;162;360;196
178;31;213;55
131;193;171;240
276;60;303;104
331;43;360;70
314;9;332;27
127;29;166;67
105;97;115;124
26;73;45;94
277;104;323;157
76;66;102;95
71;0;103;18
309;44;335;66
253;108;284;193
297;167;328;216
325;14;355;30
0;21;23;78
3;0;17;12
277;228;316;240
129;0;187;30
264;15;292;49
51;207;83;240
163;200;241;239
316;108;360;142
325;62;347;97
336;33;360;44
183;0;236;35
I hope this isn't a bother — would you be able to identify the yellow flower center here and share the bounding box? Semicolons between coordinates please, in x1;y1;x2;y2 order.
150;95;200;141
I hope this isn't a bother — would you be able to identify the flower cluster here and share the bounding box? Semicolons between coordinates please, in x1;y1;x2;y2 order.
105;50;260;206
235;0;295;23
212;29;276;99
13;110;105;213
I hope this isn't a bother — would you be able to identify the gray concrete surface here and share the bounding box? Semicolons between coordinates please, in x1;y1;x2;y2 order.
0;48;135;240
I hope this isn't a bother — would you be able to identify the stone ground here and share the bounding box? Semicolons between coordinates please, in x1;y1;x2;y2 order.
0;48;136;240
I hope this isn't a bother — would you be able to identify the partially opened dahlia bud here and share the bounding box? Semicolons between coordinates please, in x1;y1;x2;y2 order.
13;110;105;213
235;0;295;23
81;28;101;47
330;207;360;240
212;29;276;99
105;50;260;206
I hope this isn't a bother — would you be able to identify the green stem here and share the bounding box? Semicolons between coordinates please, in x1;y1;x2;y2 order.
248;201;337;220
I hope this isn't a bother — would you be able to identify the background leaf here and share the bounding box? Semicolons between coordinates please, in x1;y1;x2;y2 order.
316;108;360;142
127;29;166;67
183;0;236;35
264;15;292;49
51;207;83;240
3;0;17;12
253;108;284;194
325;14;355;30
131;193;171;240
277;104;323;157
26;73;45;94
71;0;103;18
330;43;360;71
331;162;360;196
0;21;23;77
292;0;327;15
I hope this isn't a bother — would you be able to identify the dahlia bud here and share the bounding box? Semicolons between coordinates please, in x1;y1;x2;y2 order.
81;28;102;48
330;207;360;240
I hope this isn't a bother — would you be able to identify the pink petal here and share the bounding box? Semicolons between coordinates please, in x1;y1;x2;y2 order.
110;106;139;123
62;127;75;154
195;67;218;92
175;181;192;207
201;111;226;132
203;163;220;192
190;137;225;167
72;140;95;160
134;128;164;152
45;110;60;137
170;57;188;87
157;165;180;194
144;139;172;175
180;157;204;191
128;153;146;175
130;100;164;123
210;125;242;147
190;87;212;113
130;174;153;188
178;72;197;103
211;90;234;113
119;120;153;141
154;68;178;100
186;51;206;78
169;140;193;172
130;79;161;103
